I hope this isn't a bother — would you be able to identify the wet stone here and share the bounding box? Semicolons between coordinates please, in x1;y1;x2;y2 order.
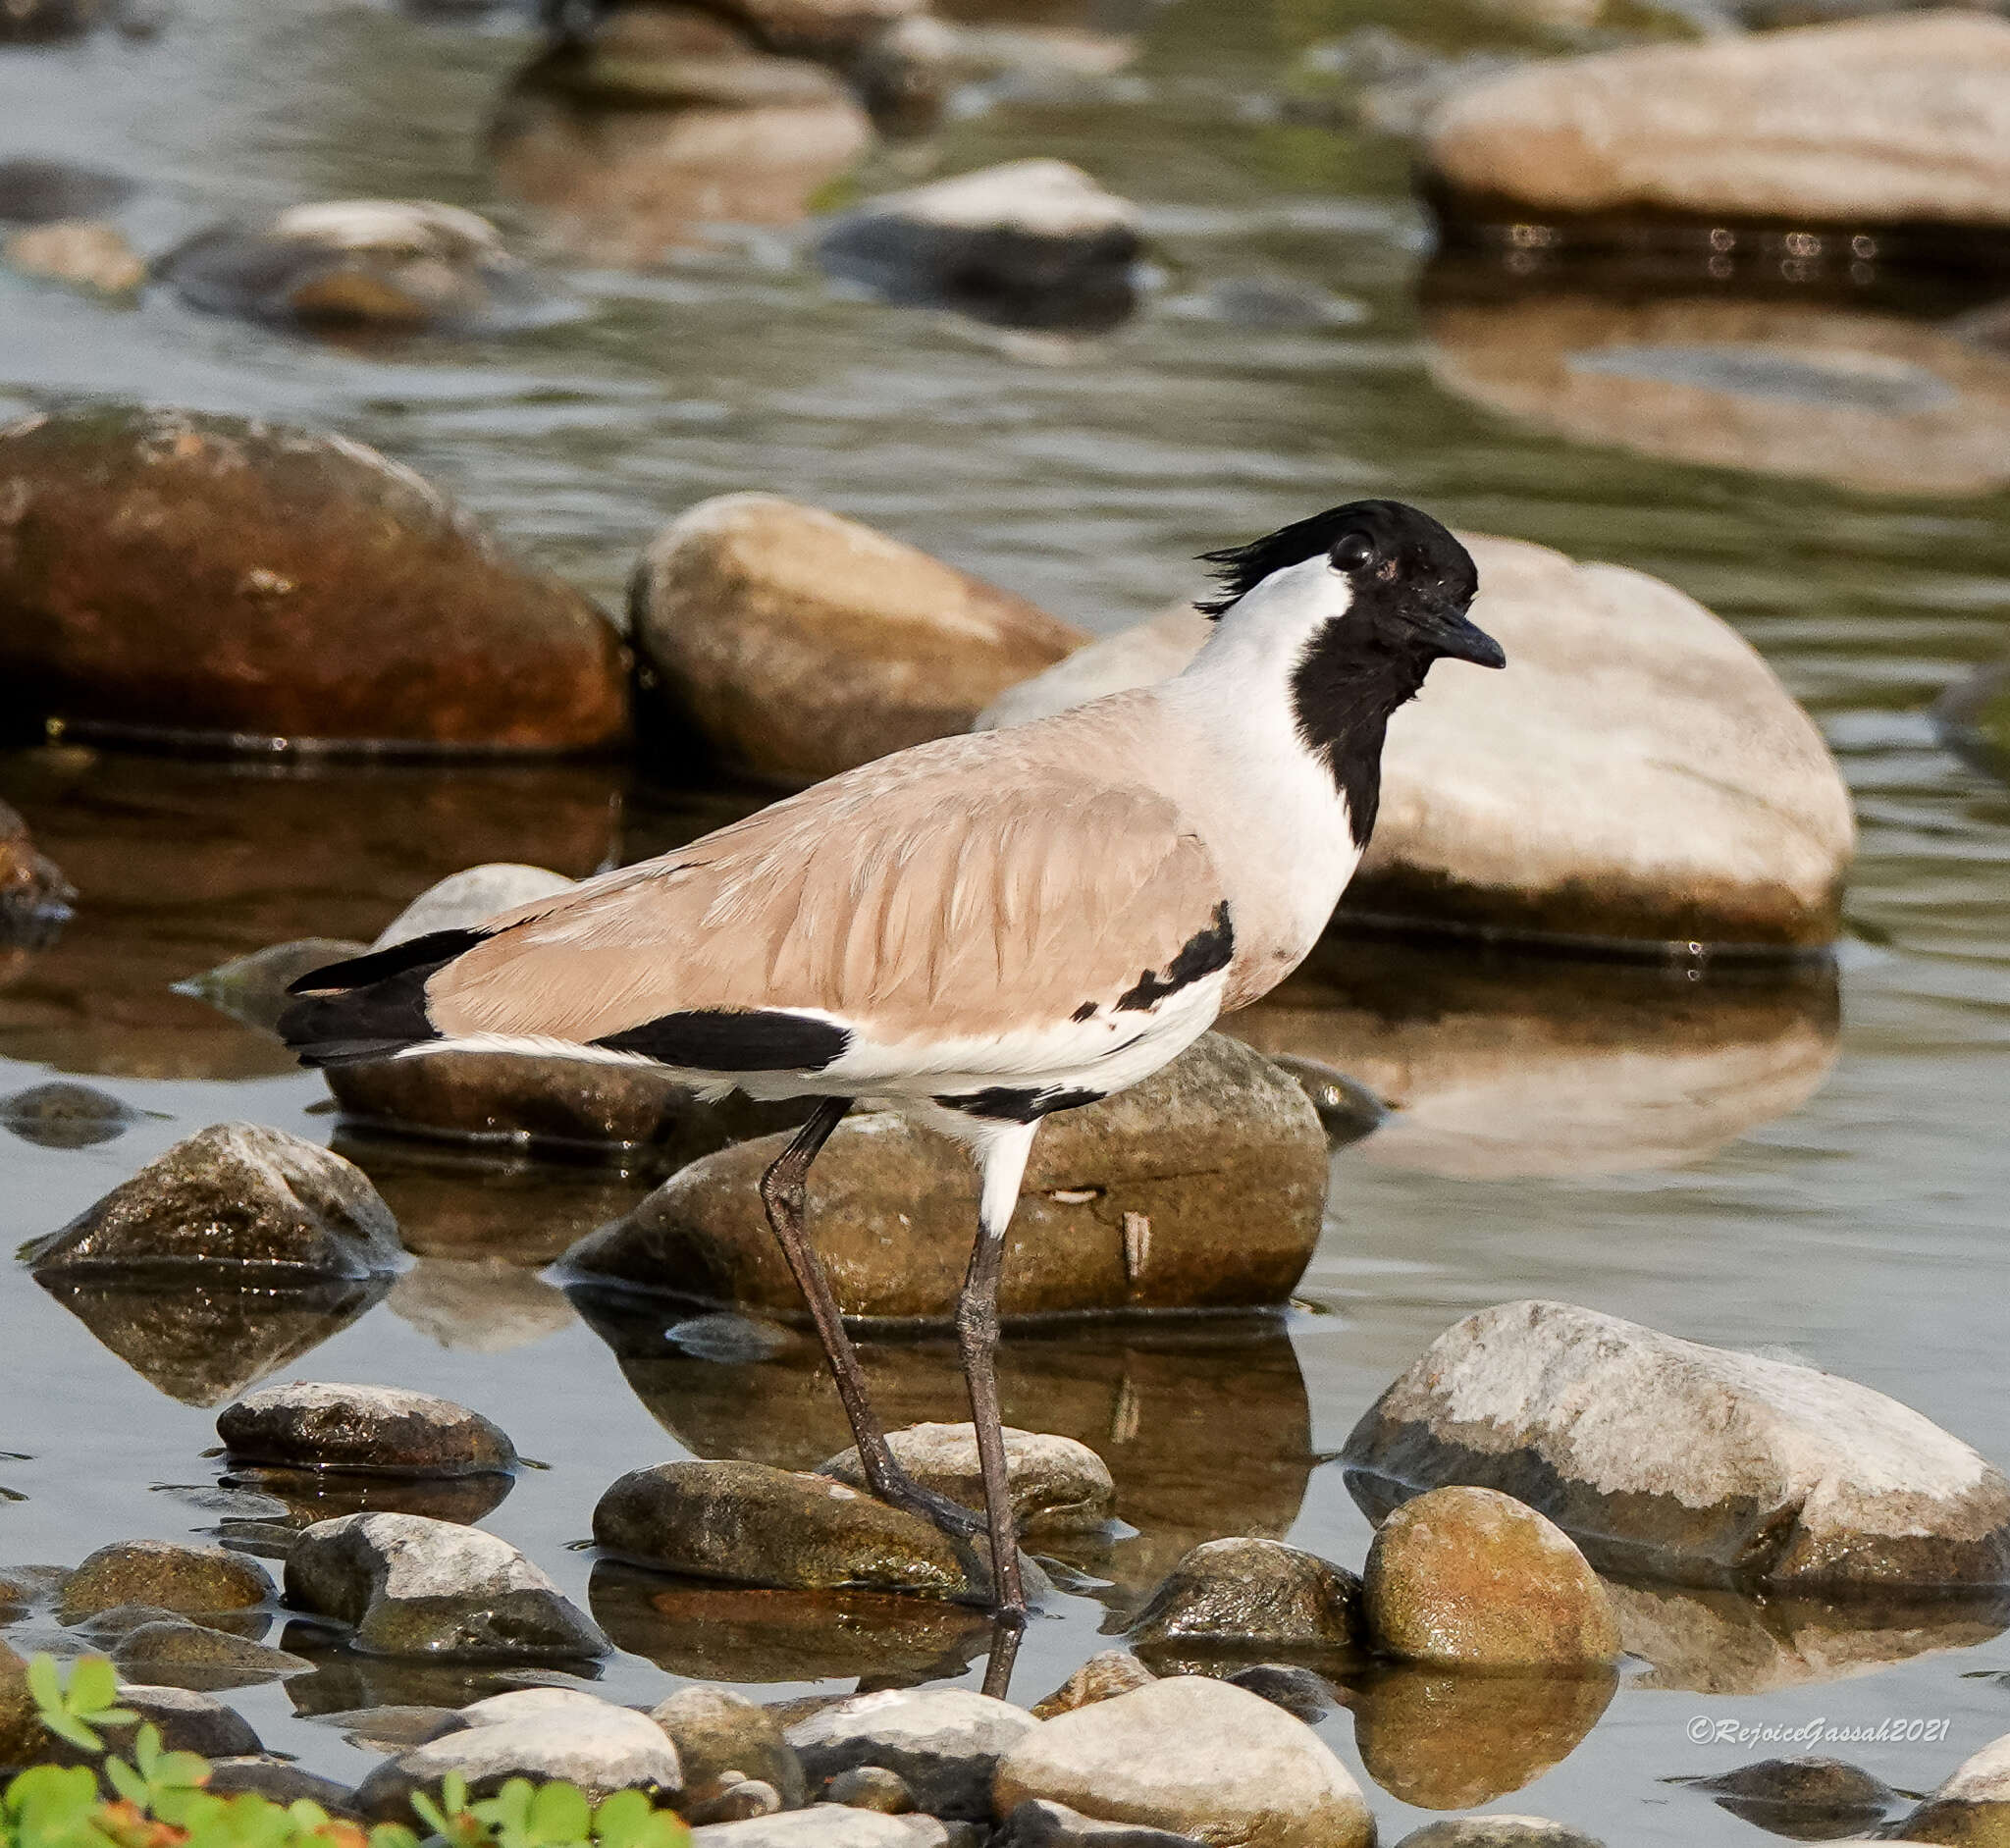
1030;1654;1156;1721
5;220;145;294
823;1767;913;1813
1217;1665;1333;1725
0;157;133;224
995;1802;1203;1848
180;940;368;1035
25;1123;406;1283
109;1617;313;1690
0;798;74;945
0;1640;43;1769
784;1688;1037;1819
1362;1486;1620;1669
1686;1756;1895;1835
205;1760;362;1817
223;1462;516;1531
1262;1058;1386;1150
1899;1731;2010;1844
820;1425;1113;1537
993;1676;1373;1848
285;1511;608;1660
59;1540;273;1624
1343;1299;2010;1592
0;1082;138;1149
689;1812;951;1848
1128;1539;1363;1656
1394;1823;1607;1848
89;1684;262;1761
0;0;113;41
651;1684;807;1811
687;1779;786;1824
218;1383;518;1479
306;1704;470;1752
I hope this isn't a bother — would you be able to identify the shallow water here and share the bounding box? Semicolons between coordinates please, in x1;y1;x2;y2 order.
5;0;2010;1839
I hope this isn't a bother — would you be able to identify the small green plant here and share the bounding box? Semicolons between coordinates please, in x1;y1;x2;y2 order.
3;1659;690;1848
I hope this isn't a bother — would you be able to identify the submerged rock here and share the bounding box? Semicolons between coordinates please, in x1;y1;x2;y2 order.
5;221;145;295
179;940;369;1034
25;1124;406;1282
1030;1654;1156;1721
1344;1299;2010;1591
0;406;629;752
1360;1487;1620;1668
993;1676;1373;1848
785;1688;1036;1818
564;1033;1325;1319
285;1511;608;1659
1127;1539;1362;1656
651;1684;807;1812
60;1541;273;1623
0;158;133;225
631;493;1082;787
1684;1757;1894;1838
1898;1732;2010;1845
217;1383;518;1478
817;159;1141;330
1936;659;2010;782
983;535;1851;951
109;1617;314;1690
87;1684;263;1761
0;1081;138;1149
158;199;563;333
819;1425;1113;1536
0;799;74;944
205;1761;361;1816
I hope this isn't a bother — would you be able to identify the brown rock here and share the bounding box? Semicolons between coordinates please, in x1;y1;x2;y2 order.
562;1033;1326;1320
1899;1731;2010;1844
651;1684;807;1811
1128;1538;1363;1656
0;798;73;942
0;1640;46;1768
1361;1487;1619;1668
60;1540;273;1623
217;1383;517;1477
1030;1654;1156;1720
631;493;1083;786
0;0;109;40
0;405;628;752
820;1424;1114;1535
4;220;144;293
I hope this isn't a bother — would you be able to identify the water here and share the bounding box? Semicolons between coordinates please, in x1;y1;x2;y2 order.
5;0;2010;1839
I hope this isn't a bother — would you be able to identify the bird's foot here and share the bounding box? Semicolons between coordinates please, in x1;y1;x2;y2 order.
867;1465;988;1542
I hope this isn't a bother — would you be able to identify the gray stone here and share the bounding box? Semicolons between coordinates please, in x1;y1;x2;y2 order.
371;865;576;948
652;1684;807;1811
25;1124;406;1282
308;1705;469;1752
1129;1539;1362;1654
218;1383;518;1478
1897;1730;2010;1844
784;1688;1036;1819
205;1759;362;1816
285;1511;608;1659
178;940;368;1034
691;1811;951;1848
992;1677;1372;1848
1687;1756;1893;1835
820;1425;1113;1536
564;1034;1325;1320
1262;1058;1386;1150
60;1541;273;1623
0;1081;138;1149
0;157;132;225
1395;1823;1607;1848
1030;1654;1156;1721
1344;1299;2010;1592
821;1768;913;1813
687;1781;787;1825
110;1617;313;1689
995;1801;1202;1848
1217;1666;1333;1725
96;1685;262;1761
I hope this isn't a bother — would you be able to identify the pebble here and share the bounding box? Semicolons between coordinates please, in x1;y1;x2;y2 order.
565;1034;1325;1319
823;1767;915;1813
1127;1538;1362;1655
630;493;1082;788
819;1425;1113;1537
0;405;629;752
1030;1654;1156;1721
0;157;133;224
993;1676;1372;1848
1897;1731;2010;1844
1394;1823;1607;1848
688;1779;787;1824
25;1123;406;1283
0;1081;138;1149
1343;1299;2010;1591
816;159;1141;331
1361;1487;1619;1668
652;1684;808;1812
993;1800;1202;1848
784;1688;1037;1819
0;798;73;945
4;220;144;294
59;1540;273;1623
217;1383;518;1478
285;1511;608;1659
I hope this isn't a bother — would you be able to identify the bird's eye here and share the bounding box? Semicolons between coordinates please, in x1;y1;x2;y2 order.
1330;534;1374;573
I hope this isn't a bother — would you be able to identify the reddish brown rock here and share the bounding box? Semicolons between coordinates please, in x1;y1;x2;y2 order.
0;798;73;941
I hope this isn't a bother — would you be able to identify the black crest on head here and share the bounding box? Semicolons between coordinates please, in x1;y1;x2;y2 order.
1196;499;1476;617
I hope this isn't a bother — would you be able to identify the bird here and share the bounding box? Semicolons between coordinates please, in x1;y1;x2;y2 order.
278;498;1503;1638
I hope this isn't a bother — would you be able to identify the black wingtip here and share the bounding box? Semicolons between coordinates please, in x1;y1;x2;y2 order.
276;927;485;1068
284;927;489;997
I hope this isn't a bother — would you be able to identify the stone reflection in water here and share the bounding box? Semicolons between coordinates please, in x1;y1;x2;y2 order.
216;1463;515;1531
1607;1578;2010;1695
32;1274;391;1408
574;1294;1313;1601
1421;281;2010;498
589;1562;992;1687
282;1648;590;1717
1226;938;1839;1181
1344;1663;1616;1812
0;750;621;1080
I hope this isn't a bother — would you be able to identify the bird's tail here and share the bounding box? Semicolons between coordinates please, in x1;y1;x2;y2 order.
275;928;484;1069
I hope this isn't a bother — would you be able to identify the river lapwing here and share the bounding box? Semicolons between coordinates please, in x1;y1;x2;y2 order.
279;499;1503;1631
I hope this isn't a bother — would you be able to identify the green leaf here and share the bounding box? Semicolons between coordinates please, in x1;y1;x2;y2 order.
65;1662;119;1718
23;1659;63;1722
132;1722;161;1779
35;1710;102;1755
409;1790;454;1838
527;1783;590;1846
369;1824;422;1848
103;1760;147;1809
151;1749;211;1791
589;1791;651;1848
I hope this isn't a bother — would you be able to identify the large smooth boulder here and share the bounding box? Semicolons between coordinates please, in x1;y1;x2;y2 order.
217;1383;518;1478
24;1123;406;1282
631;493;1082;787
0;406;628;751
992;1676;1373;1848
561;1034;1326;1319
1422;13;2010;241
979;534;1853;950
819;1424;1113;1536
1344;1299;2010;1591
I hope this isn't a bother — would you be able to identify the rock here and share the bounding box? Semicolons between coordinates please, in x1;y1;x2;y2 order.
308;1704;470;1752
564;1033;1326;1319
1127;1539;1363;1656
1262;1058;1386;1150
0;406;629;752
995;1800;1202;1848
374;864;580;947
204;1760;362;1816
1427;14;2010;247
816;159;1141;330
1395;1823;1606;1848
178;941;370;1034
1901;1732;2010;1845
594;1459;994;1603
979;536;1852;951
653;1685;807;1811
689;1813;951;1848
977;604;1207;734
1361;1487;1619;1668
0;799;74;943
1937;660;2010;781
0;0;110;39
95;1684;263;1760
355;1695;682;1823
218;1384;518;1478
527;4;861;104
1686;1757;1894;1836
1030;1654;1157;1720
688;1780;787;1824
109;1617;315;1689
711;0;926;60
1345;1299;2010;1591
785;1688;1037;1818
0;158;132;224
285;1511;608;1659
0;1081;138;1149
25;1124;406;1282
1215;1666;1332;1725
157;200;563;333
59;1540;273;1623
823;1768;913;1813
820;1425;1113;1535
1424;290;2010;500
5;221;145;294
0;1641;44;1768
992;1676;1372;1848
631;494;1082;788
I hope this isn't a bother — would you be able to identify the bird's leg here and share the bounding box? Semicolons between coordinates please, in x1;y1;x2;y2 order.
758;1098;983;1541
